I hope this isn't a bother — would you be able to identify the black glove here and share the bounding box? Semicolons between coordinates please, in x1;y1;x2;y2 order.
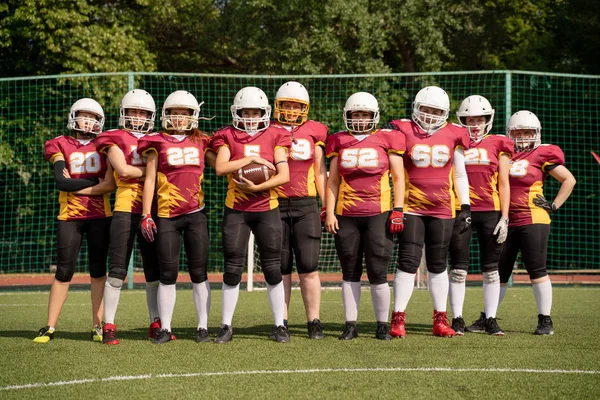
381;122;396;130
456;204;472;233
533;194;557;214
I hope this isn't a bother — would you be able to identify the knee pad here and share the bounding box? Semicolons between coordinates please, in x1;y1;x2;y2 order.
450;269;467;284
106;276;124;289
160;267;178;286
223;271;242;286
189;267;208;284
483;270;500;284
146;280;159;288
262;264;283;285
54;264;75;283
108;265;128;281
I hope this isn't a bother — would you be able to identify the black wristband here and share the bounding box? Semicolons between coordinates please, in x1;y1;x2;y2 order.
275;160;287;166
460;204;471;212
393;207;403;212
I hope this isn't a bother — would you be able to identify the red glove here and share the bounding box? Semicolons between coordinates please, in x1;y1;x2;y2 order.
141;214;157;242
320;206;327;224
388;207;405;234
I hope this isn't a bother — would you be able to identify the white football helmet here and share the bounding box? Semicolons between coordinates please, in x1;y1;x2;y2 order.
457;95;495;141
230;86;271;134
67;98;105;135
507;110;542;152
274;81;310;126
343;92;380;133
119;89;156;133
412;86;450;134
161;91;202;131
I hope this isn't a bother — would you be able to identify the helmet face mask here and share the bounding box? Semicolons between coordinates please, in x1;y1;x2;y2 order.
506;110;542;152
412;86;450;135
161;91;201;131
343;92;380;134
119;90;156;133
274;81;310;126
67;98;105;136
457;95;495;141
231;87;271;135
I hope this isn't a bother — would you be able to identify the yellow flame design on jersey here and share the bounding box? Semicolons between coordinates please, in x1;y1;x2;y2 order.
336;177;365;214
156;172;188;217
60;192;88;219
405;182;435;211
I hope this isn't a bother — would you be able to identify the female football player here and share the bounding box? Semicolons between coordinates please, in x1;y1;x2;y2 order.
138;91;214;344
387;86;471;338
498;110;576;335
95;89;162;345
272;81;328;339
448;95;513;336
34;98;114;343
324;92;406;341
211;86;292;343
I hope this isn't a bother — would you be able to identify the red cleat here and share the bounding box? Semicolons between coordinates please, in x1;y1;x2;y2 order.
148;319;161;339
390;311;407;338
432;310;456;337
102;323;119;345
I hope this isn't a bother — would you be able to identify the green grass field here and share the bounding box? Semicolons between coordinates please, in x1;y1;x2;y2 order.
1;286;599;399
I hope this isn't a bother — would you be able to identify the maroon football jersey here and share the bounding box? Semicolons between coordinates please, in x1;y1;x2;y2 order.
96;129;147;214
274;120;328;199
326;129;406;217
138;133;209;218
211;125;292;212
390;119;470;219
460;134;514;212
44;135;112;221
508;144;565;227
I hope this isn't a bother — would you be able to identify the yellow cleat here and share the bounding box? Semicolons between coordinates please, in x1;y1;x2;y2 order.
91;326;103;342
33;326;54;343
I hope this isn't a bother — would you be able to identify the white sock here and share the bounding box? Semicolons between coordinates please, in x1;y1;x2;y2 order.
393;270;415;312
192;281;211;330
267;281;285;327
483;282;500;318
341;281;361;322
428;271;449;312
449;280;465;318
145;282;160;323
103;283;121;324
157;283;176;332
499;285;508;306
532;280;552;316
370;283;390;323
221;283;240;326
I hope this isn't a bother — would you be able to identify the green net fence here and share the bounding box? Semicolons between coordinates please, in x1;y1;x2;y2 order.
0;71;598;277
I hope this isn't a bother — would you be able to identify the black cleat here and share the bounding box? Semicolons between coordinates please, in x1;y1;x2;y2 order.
465;312;487;333
339;322;358;340
307;318;324;340
375;323;392;340
534;314;554;335
270;325;290;343
195;328;210;343
485;317;505;336
214;325;233;344
452;317;466;336
152;329;174;344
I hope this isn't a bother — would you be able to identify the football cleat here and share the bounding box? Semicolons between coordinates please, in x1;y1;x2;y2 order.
152;329;174;344
307;318;324;340
214;325;233;344
91;325;103;342
339;322;358;340
534;314;554;335
465;312;487;333
195;328;210;343
102;323;119;345
148;319;161;339
270;325;290;343
375;323;392;340
452;317;466;336
432;311;456;337
33;326;54;343
390;311;406;338
485;317;505;336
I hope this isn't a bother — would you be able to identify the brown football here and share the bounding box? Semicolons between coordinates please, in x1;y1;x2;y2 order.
235;163;275;185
